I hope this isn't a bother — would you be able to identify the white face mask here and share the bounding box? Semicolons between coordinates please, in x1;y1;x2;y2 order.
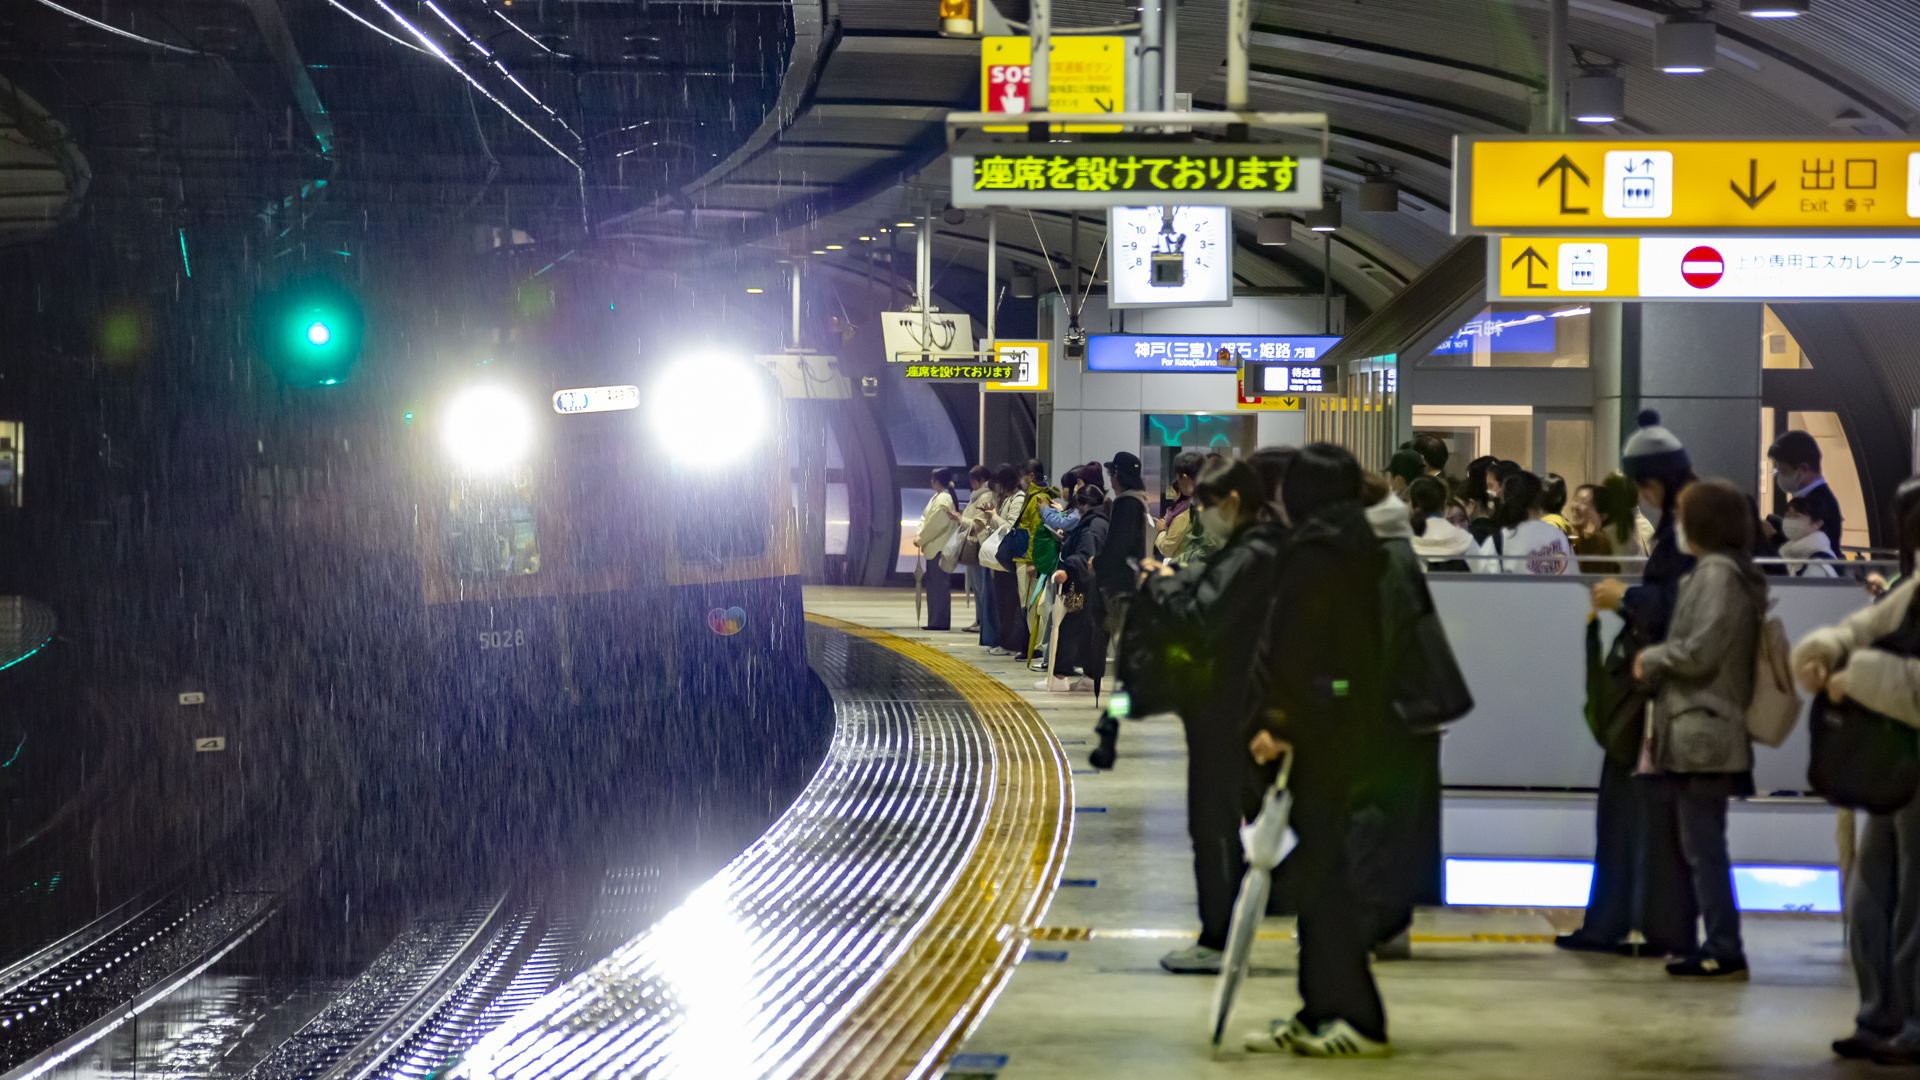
1198;504;1234;538
1674;521;1692;555
1782;516;1814;542
1639;495;1662;524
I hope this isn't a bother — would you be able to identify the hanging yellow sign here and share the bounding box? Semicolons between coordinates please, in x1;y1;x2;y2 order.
1457;137;1920;233
980;36;1126;133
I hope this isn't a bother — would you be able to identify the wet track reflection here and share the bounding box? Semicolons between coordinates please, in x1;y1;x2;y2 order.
460;616;1071;1080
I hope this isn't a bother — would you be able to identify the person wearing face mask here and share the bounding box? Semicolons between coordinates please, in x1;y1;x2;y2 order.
1767;430;1844;554
1778;496;1840;577
1558;410;1701;959
1135;456;1289;976
1629;479;1766;979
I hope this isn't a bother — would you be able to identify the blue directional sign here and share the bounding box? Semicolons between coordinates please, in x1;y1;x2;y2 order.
1085;334;1342;373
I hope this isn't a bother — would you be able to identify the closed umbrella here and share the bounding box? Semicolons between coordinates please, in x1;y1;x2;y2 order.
1211;751;1297;1046
913;553;924;626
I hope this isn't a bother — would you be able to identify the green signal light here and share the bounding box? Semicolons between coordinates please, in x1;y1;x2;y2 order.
257;278;363;388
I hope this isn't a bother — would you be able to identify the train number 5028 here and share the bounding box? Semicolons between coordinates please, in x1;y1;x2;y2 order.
477;630;527;650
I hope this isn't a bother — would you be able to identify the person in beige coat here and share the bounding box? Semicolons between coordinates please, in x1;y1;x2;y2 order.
1793;476;1920;1063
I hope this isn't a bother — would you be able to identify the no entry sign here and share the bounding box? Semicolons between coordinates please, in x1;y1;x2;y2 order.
1681;245;1725;289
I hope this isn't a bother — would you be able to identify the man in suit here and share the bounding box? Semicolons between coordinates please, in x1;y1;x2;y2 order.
1766;430;1844;554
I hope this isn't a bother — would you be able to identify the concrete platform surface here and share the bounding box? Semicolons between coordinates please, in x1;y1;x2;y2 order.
803;586;1859;1080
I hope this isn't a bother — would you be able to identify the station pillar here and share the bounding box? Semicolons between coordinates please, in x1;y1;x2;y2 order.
1598;303;1763;498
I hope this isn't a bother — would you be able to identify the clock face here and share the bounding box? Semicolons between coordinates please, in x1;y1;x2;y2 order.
1107;205;1232;308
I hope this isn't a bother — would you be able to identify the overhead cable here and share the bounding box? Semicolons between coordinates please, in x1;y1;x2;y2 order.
350;0;580;169
29;0;202;54
323;0;429;55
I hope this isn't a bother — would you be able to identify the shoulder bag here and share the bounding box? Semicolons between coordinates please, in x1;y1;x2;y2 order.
1809;595;1920;813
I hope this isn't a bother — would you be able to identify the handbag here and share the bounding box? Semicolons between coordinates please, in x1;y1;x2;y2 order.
1809;595;1920;812
1746;597;1801;748
980;523;1011;571
939;526;967;574
1390;572;1472;732
1585;616;1651;765
959;536;982;566
1809;693;1920;813
996;526;1030;569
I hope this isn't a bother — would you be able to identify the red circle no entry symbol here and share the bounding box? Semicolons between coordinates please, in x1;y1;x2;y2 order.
1681;245;1724;289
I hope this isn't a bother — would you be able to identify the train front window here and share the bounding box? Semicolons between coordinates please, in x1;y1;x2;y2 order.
445;472;541;577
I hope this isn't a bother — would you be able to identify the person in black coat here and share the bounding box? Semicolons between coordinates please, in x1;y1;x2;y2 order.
1087;453;1153;764
1141;456;1289;975
1766;428;1844;554
1242;444;1391;1056
1040;485;1110;693
1562;410;1700;958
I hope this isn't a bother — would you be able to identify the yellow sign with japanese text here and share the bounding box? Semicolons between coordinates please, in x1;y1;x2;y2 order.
981;36;1125;133
1458;138;1920;233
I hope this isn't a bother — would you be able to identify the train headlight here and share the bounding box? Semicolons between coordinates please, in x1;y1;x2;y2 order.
648;355;771;469
441;386;534;474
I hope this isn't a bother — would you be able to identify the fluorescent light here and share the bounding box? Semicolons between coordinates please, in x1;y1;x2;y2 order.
825;244;843;250
896;221;916;227
745;287;763;294
1740;0;1808;15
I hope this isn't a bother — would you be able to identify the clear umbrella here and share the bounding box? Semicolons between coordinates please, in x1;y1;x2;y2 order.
1211;751;1296;1046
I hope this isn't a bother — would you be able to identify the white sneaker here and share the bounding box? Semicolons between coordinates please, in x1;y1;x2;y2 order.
1068;676;1095;692
1034;676;1074;693
1245;1018;1311;1054
988;647;1010;656
1290;1019;1390;1059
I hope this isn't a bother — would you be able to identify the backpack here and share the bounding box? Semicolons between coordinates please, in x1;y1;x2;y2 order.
1745;594;1800;748
1114;578;1210;719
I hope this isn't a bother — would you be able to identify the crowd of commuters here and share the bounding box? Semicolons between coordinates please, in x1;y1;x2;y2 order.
905;414;1909;1061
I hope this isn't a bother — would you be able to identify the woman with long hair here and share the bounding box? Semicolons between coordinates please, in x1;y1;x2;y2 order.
1475;470;1575;575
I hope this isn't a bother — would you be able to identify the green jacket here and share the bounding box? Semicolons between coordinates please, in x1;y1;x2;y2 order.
1016;483;1060;576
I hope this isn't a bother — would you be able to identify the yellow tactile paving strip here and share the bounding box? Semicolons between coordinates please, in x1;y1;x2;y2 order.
459;615;1070;1080
790;614;1073;1080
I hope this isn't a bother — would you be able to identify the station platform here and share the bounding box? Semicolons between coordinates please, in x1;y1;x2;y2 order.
803;586;1858;1080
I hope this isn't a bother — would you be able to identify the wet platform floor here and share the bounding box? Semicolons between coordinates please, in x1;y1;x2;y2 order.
804;586;1860;1080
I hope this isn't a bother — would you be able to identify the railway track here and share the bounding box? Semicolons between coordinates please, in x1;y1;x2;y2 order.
242;889;567;1080
0;883;284;1080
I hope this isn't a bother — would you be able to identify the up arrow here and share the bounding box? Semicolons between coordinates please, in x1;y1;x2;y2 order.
1510;246;1550;289
1730;158;1776;209
1537;154;1590;215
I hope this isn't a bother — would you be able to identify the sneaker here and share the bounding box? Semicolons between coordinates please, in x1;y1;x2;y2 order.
1665;954;1748;979
1034;676;1075;693
988;647;1010;656
1158;944;1222;974
1067;676;1096;692
1244;1018;1310;1054
1291;1018;1391;1059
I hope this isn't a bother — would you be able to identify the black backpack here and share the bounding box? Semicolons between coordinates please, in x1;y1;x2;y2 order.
1808;596;1920;813
1114;578;1211;719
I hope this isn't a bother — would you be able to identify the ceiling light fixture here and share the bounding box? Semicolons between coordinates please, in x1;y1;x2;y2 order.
1303;197;1341;232
1255;216;1290;246
825;244;843;250
1358;177;1400;212
1739;0;1808;16
896;221;916;228
1654;19;1717;73
1570;72;1626;124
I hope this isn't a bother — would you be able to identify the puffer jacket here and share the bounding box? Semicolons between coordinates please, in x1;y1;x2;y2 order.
1792;576;1920;728
1636;551;1766;774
